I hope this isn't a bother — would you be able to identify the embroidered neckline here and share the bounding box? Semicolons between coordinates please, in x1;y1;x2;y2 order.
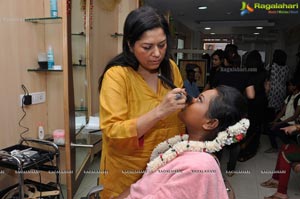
147;118;250;172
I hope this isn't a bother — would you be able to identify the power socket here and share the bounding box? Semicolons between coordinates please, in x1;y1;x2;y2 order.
20;91;46;106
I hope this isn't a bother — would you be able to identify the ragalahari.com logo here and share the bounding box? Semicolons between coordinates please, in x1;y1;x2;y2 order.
240;1;254;16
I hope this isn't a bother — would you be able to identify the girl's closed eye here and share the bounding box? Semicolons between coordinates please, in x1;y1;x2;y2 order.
197;94;204;103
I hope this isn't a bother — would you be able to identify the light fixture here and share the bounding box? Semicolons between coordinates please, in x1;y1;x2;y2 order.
198;6;207;10
210;32;215;35
253;32;260;35
197;20;274;27
256;26;263;29
204;27;211;30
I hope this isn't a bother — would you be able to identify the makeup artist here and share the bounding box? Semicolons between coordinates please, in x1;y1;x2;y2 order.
98;6;186;199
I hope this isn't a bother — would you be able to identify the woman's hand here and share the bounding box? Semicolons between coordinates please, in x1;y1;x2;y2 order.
280;125;299;135
155;88;187;120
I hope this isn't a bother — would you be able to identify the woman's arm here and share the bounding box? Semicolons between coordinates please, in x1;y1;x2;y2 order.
277;106;300;125
245;85;255;99
100;66;185;149
280;124;300;135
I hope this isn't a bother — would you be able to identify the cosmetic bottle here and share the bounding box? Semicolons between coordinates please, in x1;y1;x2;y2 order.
50;0;58;17
47;45;54;69
38;122;45;140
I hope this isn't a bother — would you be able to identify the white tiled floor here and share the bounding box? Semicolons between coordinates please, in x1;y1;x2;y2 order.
73;135;300;199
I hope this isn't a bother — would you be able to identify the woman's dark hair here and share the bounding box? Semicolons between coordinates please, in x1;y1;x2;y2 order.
98;6;173;91
224;44;241;67
245;50;264;72
207;85;247;136
211;49;224;61
272;49;287;66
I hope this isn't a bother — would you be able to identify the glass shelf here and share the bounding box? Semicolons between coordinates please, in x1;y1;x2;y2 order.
75;107;88;112
25;17;62;23
73;64;86;67
72;32;86;36
27;68;63;72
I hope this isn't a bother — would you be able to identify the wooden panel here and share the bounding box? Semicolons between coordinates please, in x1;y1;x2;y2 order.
0;0;47;148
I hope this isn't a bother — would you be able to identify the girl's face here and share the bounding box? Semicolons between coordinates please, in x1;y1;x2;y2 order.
131;27;167;72
179;89;218;132
212;55;222;68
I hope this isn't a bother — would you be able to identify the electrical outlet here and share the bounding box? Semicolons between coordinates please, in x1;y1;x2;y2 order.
20;91;46;106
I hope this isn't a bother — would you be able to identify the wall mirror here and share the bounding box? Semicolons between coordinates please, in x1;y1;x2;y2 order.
68;0;102;195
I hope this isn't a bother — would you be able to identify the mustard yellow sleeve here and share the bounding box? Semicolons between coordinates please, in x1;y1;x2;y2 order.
100;67;140;150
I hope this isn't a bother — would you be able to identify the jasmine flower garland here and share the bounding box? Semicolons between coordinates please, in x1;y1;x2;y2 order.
147;118;250;172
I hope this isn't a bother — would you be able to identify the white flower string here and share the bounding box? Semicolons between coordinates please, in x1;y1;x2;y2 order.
147;118;250;172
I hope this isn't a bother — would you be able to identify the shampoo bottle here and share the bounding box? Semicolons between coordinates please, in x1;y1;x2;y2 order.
50;0;58;17
47;45;54;69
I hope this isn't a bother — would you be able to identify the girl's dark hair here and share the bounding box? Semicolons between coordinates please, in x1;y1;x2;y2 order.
98;6;173;91
272;49;287;66
245;50;264;72
207;85;247;135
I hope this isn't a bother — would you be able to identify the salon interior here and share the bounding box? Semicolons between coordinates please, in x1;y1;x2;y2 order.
0;0;300;198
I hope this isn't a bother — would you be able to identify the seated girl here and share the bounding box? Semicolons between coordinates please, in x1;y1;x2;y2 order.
114;86;249;199
261;124;300;199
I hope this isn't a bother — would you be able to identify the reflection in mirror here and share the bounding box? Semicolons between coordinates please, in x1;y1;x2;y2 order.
71;1;102;191
71;0;89;174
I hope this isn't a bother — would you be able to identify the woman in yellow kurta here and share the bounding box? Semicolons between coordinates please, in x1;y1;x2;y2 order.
98;6;187;199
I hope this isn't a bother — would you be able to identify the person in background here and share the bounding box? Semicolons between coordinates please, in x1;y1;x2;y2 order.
265;79;300;153
98;6;186;198
183;63;200;97
266;49;290;122
238;50;268;161
114;86;249;199
211;44;255;176
203;49;224;91
261;124;300;199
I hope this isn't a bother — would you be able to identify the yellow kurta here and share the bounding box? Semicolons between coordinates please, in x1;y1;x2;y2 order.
99;60;185;198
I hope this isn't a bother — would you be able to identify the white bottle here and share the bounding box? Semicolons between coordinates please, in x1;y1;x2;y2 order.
80;98;84;109
50;0;58;17
38;124;45;139
47;45;54;69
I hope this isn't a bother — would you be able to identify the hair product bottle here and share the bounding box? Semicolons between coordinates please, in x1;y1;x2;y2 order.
50;0;58;17
47;45;54;69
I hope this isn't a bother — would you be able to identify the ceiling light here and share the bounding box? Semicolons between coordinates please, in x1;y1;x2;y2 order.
198;6;207;10
253;32;260;35
196;20;274;27
210;32;215;35
256;26;263;29
204;27;211;30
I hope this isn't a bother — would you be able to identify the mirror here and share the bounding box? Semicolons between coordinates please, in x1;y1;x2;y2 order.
71;0;90;175
69;0;103;194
